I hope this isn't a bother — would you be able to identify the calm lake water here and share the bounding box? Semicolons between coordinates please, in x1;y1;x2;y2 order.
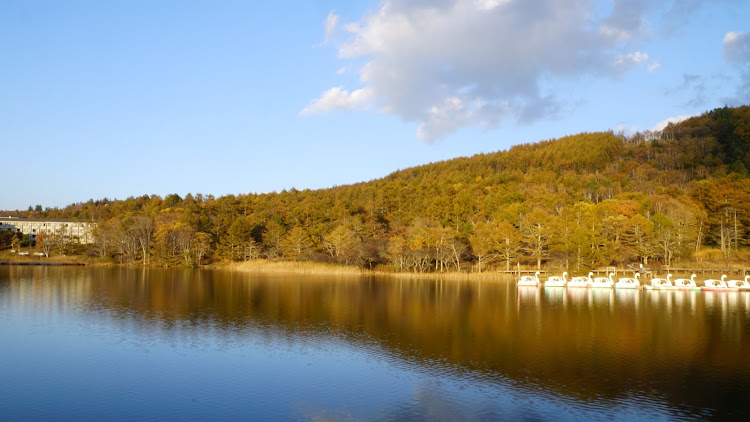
1;266;749;421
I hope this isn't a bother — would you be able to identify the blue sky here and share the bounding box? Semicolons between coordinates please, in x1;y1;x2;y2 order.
2;0;749;211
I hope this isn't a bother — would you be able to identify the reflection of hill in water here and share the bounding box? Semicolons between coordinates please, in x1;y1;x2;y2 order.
4;266;750;416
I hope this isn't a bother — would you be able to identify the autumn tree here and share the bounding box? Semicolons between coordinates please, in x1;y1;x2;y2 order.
11;234;21;251
495;221;521;271
385;227;409;271
405;219;433;273
225;217;257;261
115;220;139;263
469;221;497;273
131;216;155;265
626;214;657;265
447;237;468;272
281;226;313;260
153;214;179;265
116;216;153;264
322;224;359;264
173;225;196;266
521;208;553;270
193;232;213;265
652;213;678;266
424;223;455;272
36;232;51;257
91;219;118;258
262;220;286;259
716;205;737;268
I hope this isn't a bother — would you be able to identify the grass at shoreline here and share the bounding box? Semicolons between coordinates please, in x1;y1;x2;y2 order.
226;260;535;280
0;252;93;265
227;259;368;275
3;248;749;278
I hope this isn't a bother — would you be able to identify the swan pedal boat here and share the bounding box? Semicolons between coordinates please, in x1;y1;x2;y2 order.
727;276;750;292
644;274;675;290
544;272;568;288
615;273;641;289
702;275;738;292
566;272;592;288
518;271;541;287
673;274;700;291
590;273;614;288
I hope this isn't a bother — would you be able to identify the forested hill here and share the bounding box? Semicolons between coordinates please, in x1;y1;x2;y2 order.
10;105;750;272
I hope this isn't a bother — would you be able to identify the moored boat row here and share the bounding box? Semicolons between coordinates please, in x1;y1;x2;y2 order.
517;272;750;292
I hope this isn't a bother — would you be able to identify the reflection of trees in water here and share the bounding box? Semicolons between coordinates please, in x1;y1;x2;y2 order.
5;266;750;416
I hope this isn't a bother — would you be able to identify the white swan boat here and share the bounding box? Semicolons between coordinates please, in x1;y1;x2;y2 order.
567;272;592;288
615;273;641;289
674;274;700;291
518;271;541;287
545;271;568;288
644;274;674;290
702;275;738;292
727;275;750;292
590;273;614;288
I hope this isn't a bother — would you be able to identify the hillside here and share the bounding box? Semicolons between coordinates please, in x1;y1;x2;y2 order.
6;105;750;272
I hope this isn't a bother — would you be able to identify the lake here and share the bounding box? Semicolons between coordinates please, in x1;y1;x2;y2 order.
1;266;749;420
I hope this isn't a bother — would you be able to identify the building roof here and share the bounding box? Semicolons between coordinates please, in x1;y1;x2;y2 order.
0;217;93;223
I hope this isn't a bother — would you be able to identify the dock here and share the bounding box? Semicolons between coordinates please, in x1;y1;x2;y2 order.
499;267;750;279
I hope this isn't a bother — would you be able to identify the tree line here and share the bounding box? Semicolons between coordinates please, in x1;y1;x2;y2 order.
9;105;750;272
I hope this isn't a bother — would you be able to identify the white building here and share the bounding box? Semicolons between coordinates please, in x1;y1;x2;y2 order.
0;216;95;244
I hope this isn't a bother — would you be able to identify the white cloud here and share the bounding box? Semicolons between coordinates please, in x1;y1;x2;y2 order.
723;31;750;63
304;0;702;141
473;0;511;11
324;10;339;44
299;86;374;116
599;0;649;42
417;96;509;141
615;51;649;69
651;114;692;132
648;61;661;72
722;31;750;106
724;31;741;44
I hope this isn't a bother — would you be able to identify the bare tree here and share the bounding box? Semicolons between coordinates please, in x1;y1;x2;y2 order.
131;217;155;265
92;220;118;258
174;226;195;266
447;238;466;272
36;231;53;257
521;209;552;270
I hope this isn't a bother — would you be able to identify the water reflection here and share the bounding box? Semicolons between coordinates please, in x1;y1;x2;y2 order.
614;289;640;308
566;285;589;306
2;266;750;419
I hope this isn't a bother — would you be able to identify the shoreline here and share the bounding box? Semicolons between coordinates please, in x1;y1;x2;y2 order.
0;260;85;266
1;254;748;279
